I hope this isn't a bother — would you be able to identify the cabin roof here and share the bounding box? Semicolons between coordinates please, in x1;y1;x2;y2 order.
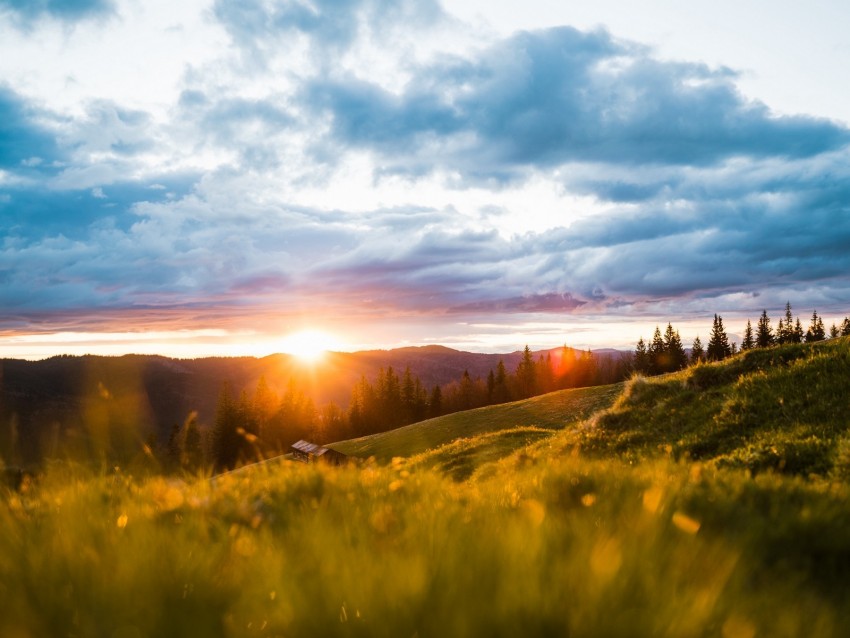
291;440;347;458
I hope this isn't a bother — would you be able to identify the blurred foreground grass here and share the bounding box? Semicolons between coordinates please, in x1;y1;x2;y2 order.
3;338;850;636
2;454;850;637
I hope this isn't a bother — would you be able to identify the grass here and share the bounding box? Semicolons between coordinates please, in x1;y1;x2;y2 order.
3;338;850;636
3;454;850;636
329;383;622;461
567;338;850;477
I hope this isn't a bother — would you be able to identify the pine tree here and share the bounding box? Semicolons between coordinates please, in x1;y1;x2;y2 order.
212;381;240;471
707;314;732;361
493;359;510;403
792;317;804;344
486;369;496;403
741;320;755;350
843;317;850;337
252;376;278;441
516;346;537;398
756;310;774;348
634;337;649;374
428;385;442;418
830;323;840;339
663;323;687;371
805;310;825;342
690;336;704;365
648;326;666;375
777;302;794;344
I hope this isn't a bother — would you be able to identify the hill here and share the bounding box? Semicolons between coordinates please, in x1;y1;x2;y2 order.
0;346;626;466
330;383;622;461
345;337;850;481
2;339;850;635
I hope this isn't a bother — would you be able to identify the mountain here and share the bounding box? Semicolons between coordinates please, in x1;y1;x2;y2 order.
0;345;626;466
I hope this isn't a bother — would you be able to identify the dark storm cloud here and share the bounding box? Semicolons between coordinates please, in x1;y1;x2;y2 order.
0;0;114;23
304;26;849;178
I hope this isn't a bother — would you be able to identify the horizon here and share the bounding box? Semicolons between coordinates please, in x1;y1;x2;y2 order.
2;1;849;360
3;308;845;361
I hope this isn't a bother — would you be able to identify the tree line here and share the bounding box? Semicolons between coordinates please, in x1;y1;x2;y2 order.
634;302;850;377
161;345;631;472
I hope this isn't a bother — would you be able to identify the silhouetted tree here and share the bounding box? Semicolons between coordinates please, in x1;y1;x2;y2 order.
634;338;649;374
756;310;774;348
428;385;443;418
649;326;666;375
842;317;850;337
212;382;240;471
707;314;732;361
830;323;840;339
690;336;704;365
741;320;755;350
805;310;825;342
663;323;688;371
792;317;804;344
492;359;510;403
516;346;537;399
252;376;278;441
777;302;795;344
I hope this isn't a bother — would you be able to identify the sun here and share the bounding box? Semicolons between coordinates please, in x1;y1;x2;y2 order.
279;330;338;363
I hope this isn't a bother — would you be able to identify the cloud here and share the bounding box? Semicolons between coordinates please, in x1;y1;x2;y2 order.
2;6;850;344
304;26;850;179
0;86;64;172
213;0;445;61
0;0;114;24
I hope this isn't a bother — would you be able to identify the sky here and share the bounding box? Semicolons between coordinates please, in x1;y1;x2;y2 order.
1;0;849;359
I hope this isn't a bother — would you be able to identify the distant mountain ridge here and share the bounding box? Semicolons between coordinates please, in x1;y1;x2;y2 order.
0;345;625;465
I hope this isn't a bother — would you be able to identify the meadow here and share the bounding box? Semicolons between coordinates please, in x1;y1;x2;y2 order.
2;338;850;636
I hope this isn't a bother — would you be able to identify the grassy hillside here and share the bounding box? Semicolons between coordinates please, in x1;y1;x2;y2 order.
3;339;850;636
328;383;622;461
564;337;850;476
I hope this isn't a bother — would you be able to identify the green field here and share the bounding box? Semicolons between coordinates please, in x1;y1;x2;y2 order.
3;338;850;636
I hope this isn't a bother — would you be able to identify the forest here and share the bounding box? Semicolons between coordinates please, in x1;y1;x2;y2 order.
188;345;630;473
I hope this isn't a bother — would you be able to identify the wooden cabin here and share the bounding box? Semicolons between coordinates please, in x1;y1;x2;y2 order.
290;440;349;466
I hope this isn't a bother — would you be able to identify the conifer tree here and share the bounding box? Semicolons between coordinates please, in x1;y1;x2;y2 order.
252;376;277;440
493;359;510;403
212;381;240;471
742;320;755;350
777;302;794;344
843;317;850;337
649;326;666;375
429;385;443;418
792;317;804;344
690;336;704;365
805;310;825;342
756;310;774;348
634;338;649;374
830;323;840;339
707;314;732;361
516;346;537;399
486;369;496;402
663;323;687;371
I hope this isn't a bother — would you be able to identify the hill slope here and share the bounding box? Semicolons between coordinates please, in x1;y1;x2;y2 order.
328;383;622;461
562;336;850;477
342;337;850;481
